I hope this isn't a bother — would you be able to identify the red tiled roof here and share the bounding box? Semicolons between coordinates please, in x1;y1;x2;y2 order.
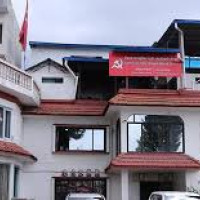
109;89;200;107
23;100;108;116
0;140;37;161
107;152;200;171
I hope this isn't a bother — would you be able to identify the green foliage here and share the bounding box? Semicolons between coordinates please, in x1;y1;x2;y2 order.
136;115;183;152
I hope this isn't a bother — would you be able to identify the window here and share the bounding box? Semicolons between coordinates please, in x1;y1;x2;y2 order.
42;77;63;83
55;126;106;152
5;111;11;138
116;119;121;155
0;24;2;44
14;167;19;197
0;107;11;138
0;107;3;138
127;115;184;152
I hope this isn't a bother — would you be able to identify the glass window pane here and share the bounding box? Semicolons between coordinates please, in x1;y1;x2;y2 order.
167;124;183;152
42;77;63;83
135;115;146;122
128;124;141;151
0;108;3;138
69;129;92;150
14;167;19;197
128;115;184;152
5;111;11;138
0;24;2;44
93;129;104;151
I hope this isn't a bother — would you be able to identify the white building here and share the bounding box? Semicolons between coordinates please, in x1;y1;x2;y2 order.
0;58;40;199
0;0;21;67
2;19;200;200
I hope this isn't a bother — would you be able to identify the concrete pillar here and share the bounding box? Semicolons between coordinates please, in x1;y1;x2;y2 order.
9;164;14;200
121;170;129;200
120;118;128;153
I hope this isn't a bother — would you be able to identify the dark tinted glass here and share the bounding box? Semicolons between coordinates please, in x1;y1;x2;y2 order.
42;77;63;83
0;108;3;138
5;110;11;138
0;24;2;44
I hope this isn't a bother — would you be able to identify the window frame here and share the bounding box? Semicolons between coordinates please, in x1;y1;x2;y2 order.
127;114;185;153
116;119;121;155
14;166;19;197
55;125;107;153
0;106;11;139
42;77;64;84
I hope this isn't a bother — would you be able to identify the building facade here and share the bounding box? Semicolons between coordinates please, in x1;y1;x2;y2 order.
2;19;200;200
0;0;21;67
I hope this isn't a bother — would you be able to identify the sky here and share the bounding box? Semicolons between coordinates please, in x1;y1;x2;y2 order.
12;0;200;46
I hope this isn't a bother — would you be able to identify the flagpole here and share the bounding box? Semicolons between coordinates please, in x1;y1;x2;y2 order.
23;50;26;70
19;0;28;70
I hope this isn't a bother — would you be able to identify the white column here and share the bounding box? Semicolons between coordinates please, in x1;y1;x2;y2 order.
120;118;128;153
9;164;15;200
121;170;129;200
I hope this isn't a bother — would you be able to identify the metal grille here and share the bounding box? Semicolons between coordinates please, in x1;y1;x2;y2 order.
55;178;106;200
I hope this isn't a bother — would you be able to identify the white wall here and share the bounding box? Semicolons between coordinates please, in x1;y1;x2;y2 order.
28;65;77;100
185;73;200;90
20;105;200;199
114;106;200;160
129;178;140;200
109;174;121;200
29;47;109;67
185;171;200;193
21;115;111;200
0;0;21;67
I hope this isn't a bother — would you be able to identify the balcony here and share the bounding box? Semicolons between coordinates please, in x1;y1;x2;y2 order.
0;59;40;106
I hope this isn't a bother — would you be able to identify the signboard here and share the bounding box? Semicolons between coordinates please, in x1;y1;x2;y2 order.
109;52;182;77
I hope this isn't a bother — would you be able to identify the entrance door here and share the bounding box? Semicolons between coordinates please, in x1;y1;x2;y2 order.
140;182;173;200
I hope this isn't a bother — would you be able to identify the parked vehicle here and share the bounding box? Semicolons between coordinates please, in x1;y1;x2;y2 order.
65;193;106;200
149;191;200;200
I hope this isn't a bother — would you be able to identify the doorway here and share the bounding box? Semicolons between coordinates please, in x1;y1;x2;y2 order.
140;181;173;200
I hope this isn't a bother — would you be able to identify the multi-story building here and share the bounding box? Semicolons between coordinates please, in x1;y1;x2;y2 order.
0;0;21;67
0;58;40;199
2;19;200;200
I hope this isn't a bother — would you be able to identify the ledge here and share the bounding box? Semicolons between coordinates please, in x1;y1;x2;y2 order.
52;151;109;155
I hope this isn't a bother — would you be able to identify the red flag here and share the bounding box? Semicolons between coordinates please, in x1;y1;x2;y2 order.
19;0;28;51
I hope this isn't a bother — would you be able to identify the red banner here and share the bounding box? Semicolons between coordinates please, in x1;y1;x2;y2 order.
109;52;182;77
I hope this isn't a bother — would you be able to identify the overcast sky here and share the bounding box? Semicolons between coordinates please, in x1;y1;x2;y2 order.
12;0;200;46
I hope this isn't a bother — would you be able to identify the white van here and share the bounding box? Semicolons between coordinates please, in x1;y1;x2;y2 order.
149;191;200;200
65;193;106;200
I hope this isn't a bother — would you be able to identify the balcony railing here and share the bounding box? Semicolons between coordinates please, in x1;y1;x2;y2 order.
0;59;40;105
0;59;32;90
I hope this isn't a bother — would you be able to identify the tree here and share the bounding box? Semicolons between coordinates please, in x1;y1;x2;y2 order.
136;115;183;152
